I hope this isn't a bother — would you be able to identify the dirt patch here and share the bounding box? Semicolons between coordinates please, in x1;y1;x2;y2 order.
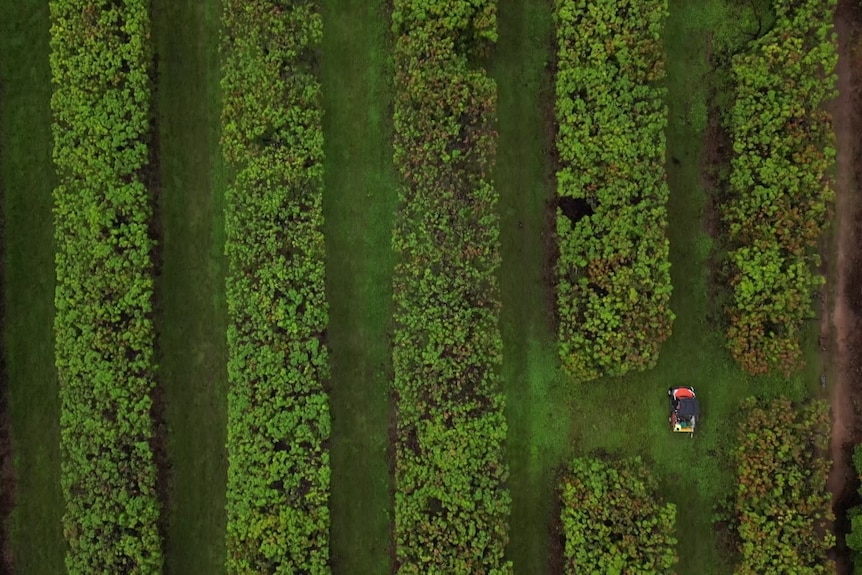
700;34;728;239
147;57;172;555
547;481;564;575
701;106;733;331
556;196;593;225
699;33;736;332
700;107;724;241
544;194;560;333
387;373;398;574
385;306;398;573
828;1;862;572
541;6;562;334
148;376;171;559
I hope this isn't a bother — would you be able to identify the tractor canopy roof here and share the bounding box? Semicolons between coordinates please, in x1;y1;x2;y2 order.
676;398;700;417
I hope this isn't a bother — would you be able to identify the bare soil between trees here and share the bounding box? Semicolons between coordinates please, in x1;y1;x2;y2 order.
829;1;862;572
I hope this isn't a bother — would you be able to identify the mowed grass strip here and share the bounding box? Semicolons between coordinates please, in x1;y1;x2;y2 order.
0;1;65;572
321;0;396;572
152;0;229;572
493;0;574;572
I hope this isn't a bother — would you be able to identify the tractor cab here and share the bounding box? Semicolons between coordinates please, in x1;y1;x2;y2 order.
668;387;699;436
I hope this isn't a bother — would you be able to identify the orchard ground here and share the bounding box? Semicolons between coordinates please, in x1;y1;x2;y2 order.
0;1;855;574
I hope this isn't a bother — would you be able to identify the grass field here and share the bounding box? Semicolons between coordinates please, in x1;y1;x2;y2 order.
321;1;396;573
151;0;229;572
0;2;66;572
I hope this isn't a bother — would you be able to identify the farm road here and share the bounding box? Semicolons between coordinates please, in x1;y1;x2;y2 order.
829;1;862;572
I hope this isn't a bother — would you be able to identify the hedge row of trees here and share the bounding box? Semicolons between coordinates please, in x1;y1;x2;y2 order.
49;0;162;572
220;1;331;572
559;457;677;574
391;1;511;572
553;0;674;381
727;398;833;574
845;445;862;574
723;0;837;374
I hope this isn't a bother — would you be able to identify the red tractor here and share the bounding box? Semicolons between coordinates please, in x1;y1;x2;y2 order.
668;387;699;437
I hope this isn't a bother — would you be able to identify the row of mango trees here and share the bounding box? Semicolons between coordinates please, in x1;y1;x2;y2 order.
722;0;837;375
391;0;511;572
553;0;674;382
552;0;837;380
726;398;833;573
559;457;677;573
718;2;838;550
49;0;162;572
220;0;331;572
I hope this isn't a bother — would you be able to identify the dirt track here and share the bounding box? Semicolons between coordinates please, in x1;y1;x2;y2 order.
829;1;862;572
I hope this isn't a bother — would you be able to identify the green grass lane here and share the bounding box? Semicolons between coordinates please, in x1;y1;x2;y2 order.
0;1;66;572
493;0;572;573
498;1;822;573
151;0;229;572
320;1;396;572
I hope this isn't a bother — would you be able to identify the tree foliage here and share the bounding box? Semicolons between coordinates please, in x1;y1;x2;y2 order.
49;0;162;572
845;445;862;574
723;0;837;374
220;0;330;572
553;0;674;381
727;397;833;574
391;1;511;572
559;456;677;574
